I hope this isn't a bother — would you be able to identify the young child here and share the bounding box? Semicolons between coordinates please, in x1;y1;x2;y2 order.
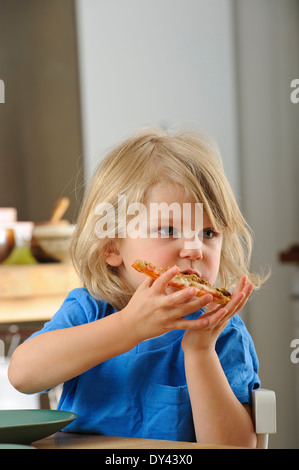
8;127;266;447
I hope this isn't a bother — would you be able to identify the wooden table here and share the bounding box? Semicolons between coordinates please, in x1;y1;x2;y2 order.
32;432;243;449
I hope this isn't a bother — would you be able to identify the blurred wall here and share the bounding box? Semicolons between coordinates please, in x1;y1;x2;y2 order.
0;0;84;222
234;0;299;449
75;0;240;195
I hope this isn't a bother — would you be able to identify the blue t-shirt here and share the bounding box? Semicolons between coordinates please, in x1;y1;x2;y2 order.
29;288;260;441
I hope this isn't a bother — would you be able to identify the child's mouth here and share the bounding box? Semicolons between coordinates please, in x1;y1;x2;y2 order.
181;269;202;278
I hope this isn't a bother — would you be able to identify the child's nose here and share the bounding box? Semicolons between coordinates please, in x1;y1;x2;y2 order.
179;240;203;260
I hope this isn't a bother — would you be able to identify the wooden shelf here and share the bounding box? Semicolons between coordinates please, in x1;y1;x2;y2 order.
0;263;80;323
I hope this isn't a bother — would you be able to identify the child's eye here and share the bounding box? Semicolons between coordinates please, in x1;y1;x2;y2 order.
202;228;218;239
157;226;179;238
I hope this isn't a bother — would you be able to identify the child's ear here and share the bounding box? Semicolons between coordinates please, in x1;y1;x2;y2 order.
104;240;123;267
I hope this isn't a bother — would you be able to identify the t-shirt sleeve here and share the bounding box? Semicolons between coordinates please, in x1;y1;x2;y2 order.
216;315;260;405
27;288;104;340
23;288;105;394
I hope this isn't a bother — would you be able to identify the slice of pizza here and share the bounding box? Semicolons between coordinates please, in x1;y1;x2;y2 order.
132;259;231;305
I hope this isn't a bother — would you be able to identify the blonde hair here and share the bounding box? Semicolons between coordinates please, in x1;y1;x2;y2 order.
71;127;268;310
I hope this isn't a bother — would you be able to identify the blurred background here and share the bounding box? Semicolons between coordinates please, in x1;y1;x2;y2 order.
0;0;298;448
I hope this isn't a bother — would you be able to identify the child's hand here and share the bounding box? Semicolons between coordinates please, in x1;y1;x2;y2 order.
120;266;215;344
181;276;254;354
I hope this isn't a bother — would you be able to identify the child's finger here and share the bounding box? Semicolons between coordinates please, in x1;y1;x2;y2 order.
151;266;180;293
136;276;155;291
204;307;228;327
220;291;248;324
174;313;216;330
232;275;247;297
200;292;245;328
168;288;212;308
231;283;253;314
166;286;197;304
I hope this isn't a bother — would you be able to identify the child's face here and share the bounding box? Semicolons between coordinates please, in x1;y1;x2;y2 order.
107;182;223;291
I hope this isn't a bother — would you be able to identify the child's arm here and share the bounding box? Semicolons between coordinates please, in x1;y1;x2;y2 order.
8;267;211;394
8;309;138;394
182;276;257;448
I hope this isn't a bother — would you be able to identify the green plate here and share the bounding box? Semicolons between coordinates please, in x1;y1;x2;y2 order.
0;443;35;449
0;409;77;445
